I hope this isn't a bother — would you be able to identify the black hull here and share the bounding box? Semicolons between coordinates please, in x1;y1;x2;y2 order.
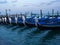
10;23;17;26
7;22;10;24
0;21;9;24
10;22;24;26
37;24;60;30
17;23;24;26
25;22;36;27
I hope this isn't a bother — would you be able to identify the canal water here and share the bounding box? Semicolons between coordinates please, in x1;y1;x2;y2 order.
0;24;60;45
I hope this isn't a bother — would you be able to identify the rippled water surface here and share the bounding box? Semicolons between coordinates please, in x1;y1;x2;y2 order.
0;24;60;45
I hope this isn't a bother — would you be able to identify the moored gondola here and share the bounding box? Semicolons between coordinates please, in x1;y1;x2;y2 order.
25;16;38;27
25;12;39;27
37;18;60;30
17;16;24;26
9;16;17;25
37;9;60;30
25;18;36;27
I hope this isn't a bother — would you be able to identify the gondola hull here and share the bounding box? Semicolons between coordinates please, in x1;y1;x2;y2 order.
17;22;24;26
25;22;36;27
17;17;24;26
25;18;37;27
37;24;60;30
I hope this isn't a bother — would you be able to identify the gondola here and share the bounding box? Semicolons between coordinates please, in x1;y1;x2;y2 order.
0;18;2;23
9;16;17;25
25;17;38;27
37;18;60;30
6;17;12;24
0;17;3;23
17;17;24;26
0;16;8;24
3;17;7;24
0;18;3;24
1;17;7;24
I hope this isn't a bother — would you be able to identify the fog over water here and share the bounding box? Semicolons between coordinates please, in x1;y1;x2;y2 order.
0;0;60;14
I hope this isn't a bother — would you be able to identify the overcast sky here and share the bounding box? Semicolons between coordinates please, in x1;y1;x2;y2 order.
0;0;60;14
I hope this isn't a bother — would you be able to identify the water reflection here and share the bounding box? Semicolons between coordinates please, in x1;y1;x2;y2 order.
0;24;60;45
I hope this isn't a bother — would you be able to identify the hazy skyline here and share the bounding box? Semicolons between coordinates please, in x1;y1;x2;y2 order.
0;0;60;14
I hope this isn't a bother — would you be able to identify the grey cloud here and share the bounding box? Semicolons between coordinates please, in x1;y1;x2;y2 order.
47;0;60;5
12;0;17;3
0;0;7;4
41;0;60;5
